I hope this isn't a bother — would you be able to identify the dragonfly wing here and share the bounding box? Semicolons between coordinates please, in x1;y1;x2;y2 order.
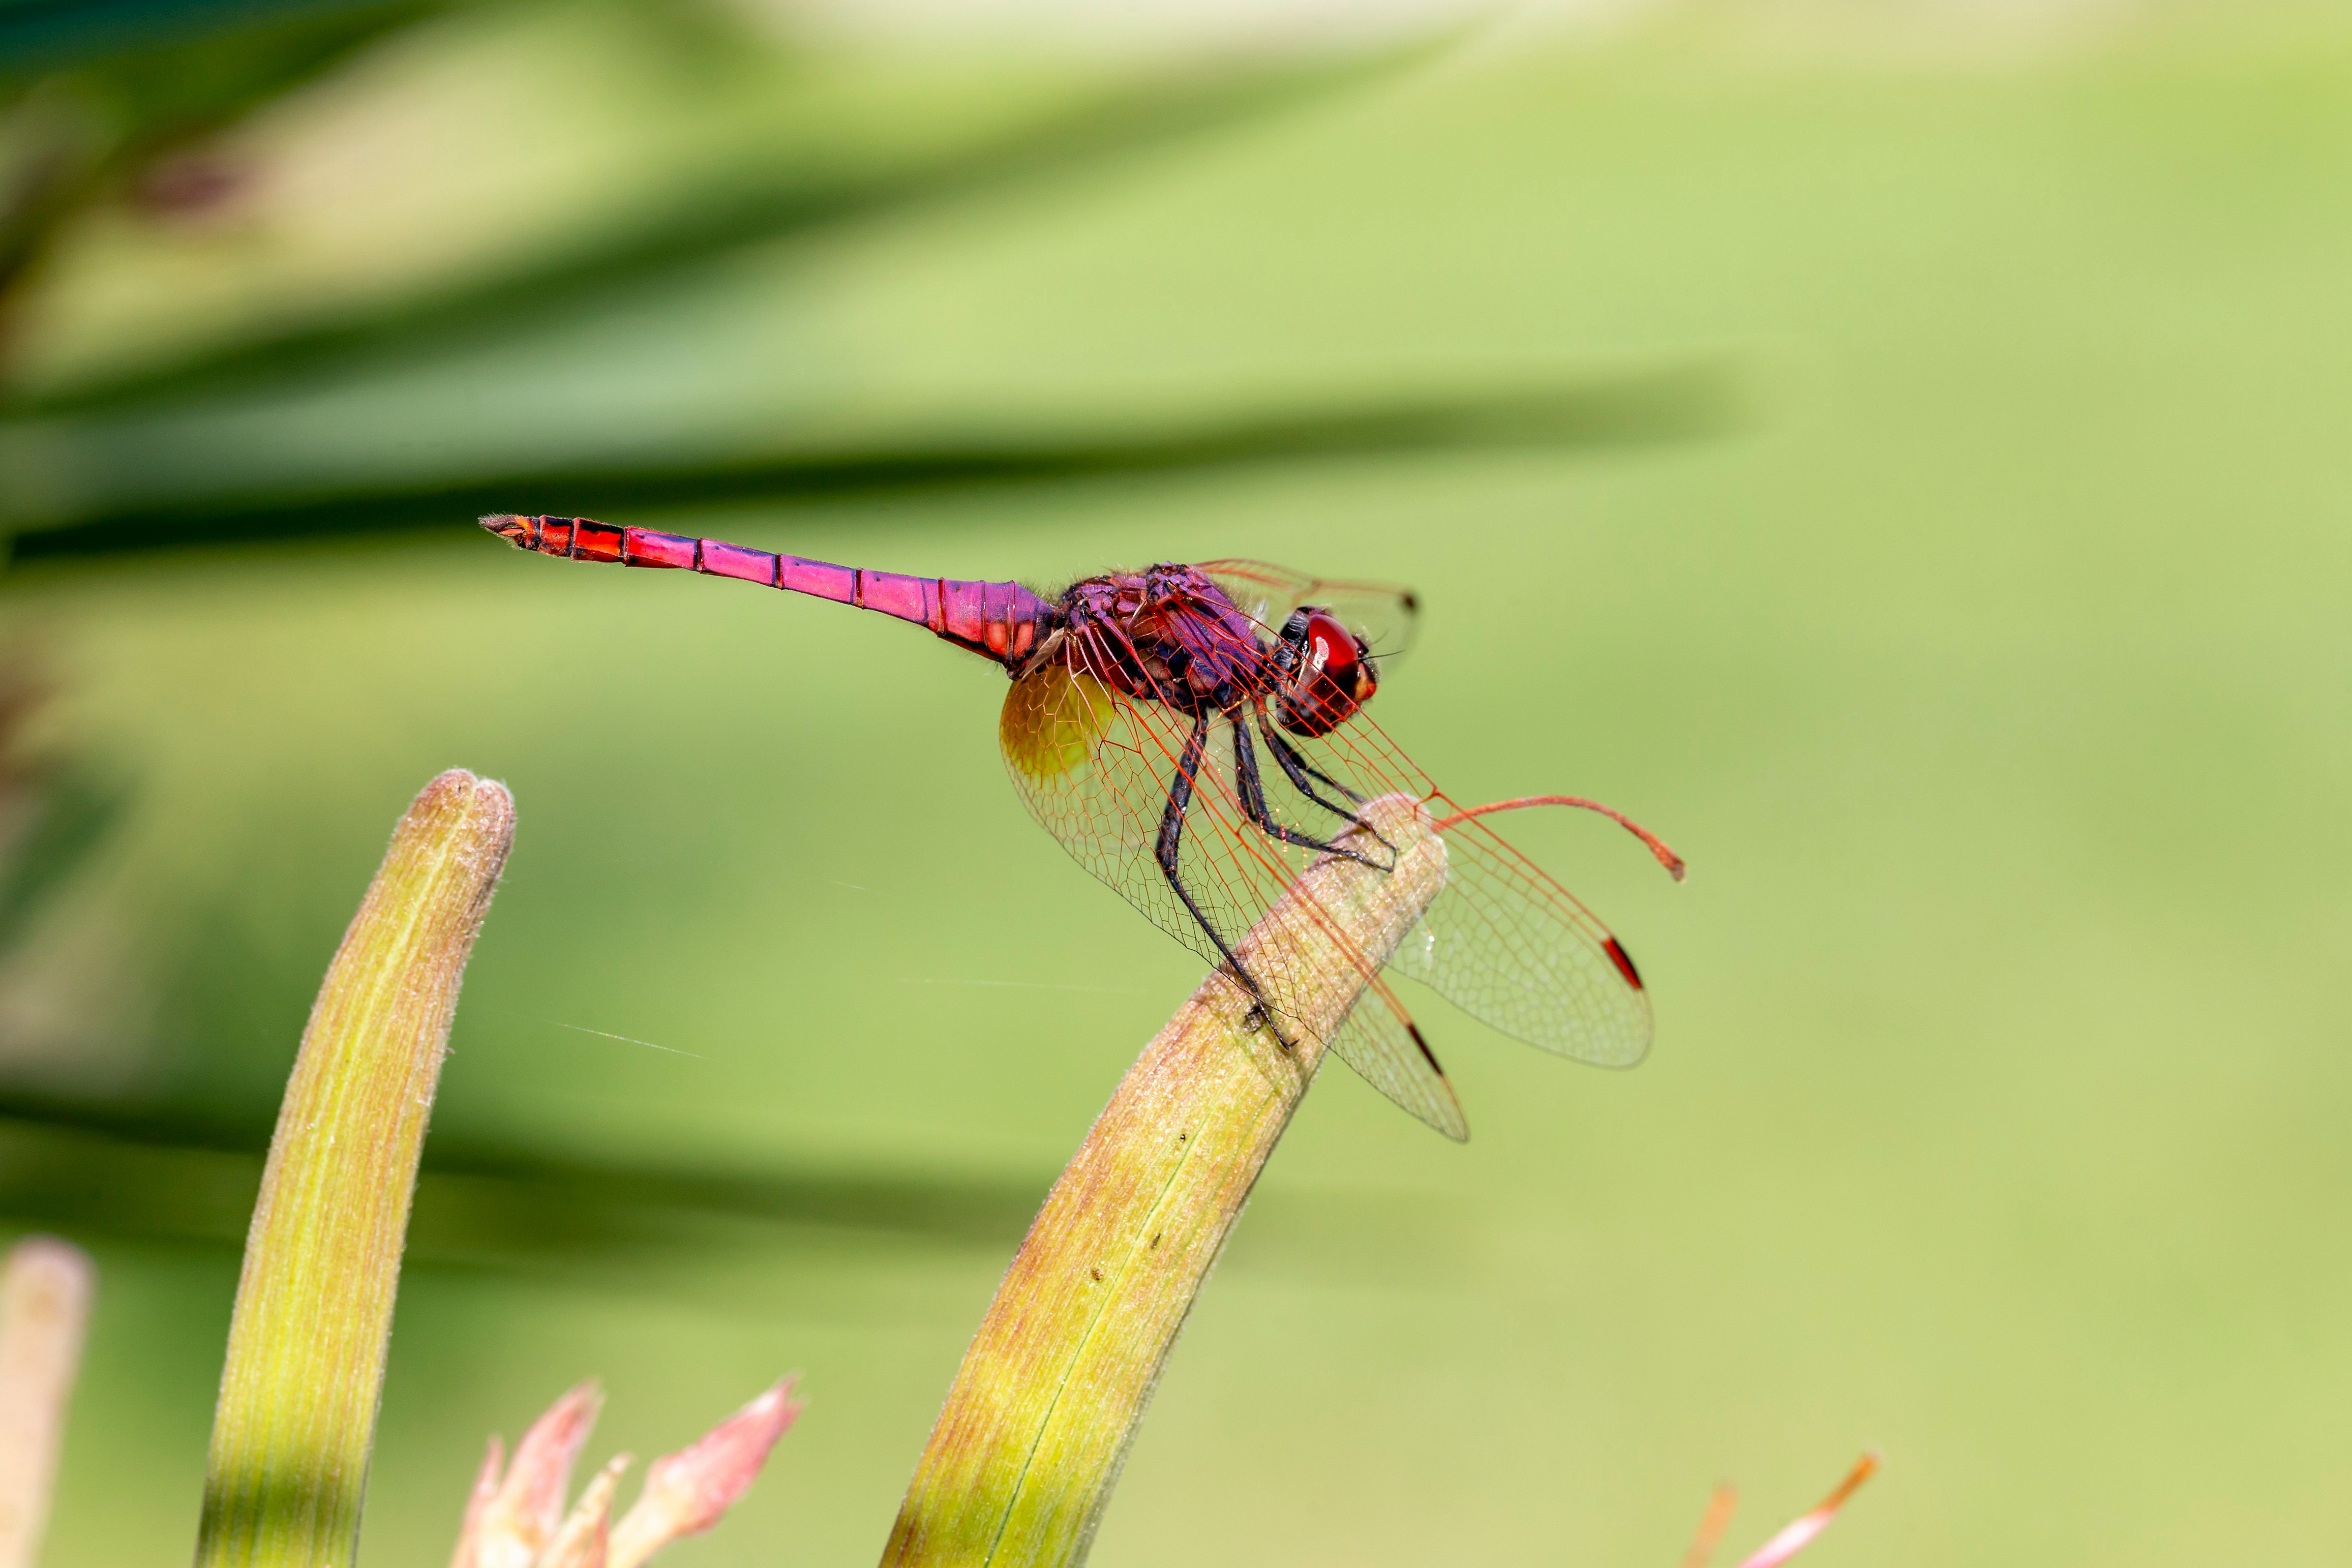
999;646;1610;1137
1389;811;1655;1067
1000;663;1235;972
1197;560;1422;660
999;659;1471;1123
1195;560;1317;632
1227;703;1653;1067
1000;660;1375;981
1326;990;1469;1141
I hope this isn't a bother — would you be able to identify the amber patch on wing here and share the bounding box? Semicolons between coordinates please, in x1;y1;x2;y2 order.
1001;665;1115;780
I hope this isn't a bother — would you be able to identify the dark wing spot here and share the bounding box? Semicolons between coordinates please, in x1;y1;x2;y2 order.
1604;937;1644;990
1407;1022;1445;1074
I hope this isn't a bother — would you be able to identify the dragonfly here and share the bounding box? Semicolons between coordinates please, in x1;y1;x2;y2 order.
481;512;1683;1139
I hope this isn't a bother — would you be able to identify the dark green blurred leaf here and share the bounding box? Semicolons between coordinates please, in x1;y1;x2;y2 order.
2;1;433;128
13;36;1448;420
0;0;423;77
0;1085;1474;1288
2;0;442;363
0;652;124;956
0;759;124;952
5;363;1741;560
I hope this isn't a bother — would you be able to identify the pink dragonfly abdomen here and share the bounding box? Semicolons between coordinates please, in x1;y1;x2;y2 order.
483;514;1051;667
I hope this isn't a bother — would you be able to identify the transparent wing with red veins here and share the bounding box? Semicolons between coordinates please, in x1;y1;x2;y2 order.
1327;993;1469;1140
997;629;1467;1138
998;664;1255;975
1276;715;1657;1070
1388;807;1655;1067
1196;560;1422;660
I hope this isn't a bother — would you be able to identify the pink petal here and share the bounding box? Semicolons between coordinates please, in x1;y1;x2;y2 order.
446;1435;507;1568
609;1378;800;1568
1732;1454;1878;1568
535;1455;629;1568
474;1382;606;1568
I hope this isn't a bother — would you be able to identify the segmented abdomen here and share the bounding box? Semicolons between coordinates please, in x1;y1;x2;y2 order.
483;514;1049;667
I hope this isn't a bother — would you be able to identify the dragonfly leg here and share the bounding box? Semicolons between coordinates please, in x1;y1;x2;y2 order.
1254;708;1396;859
1157;712;1288;1043
1230;715;1389;871
1255;709;1366;810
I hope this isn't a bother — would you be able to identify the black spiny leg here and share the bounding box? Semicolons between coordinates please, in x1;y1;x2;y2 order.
1230;716;1388;871
1255;707;1395;860
1257;708;1365;810
1157;712;1286;1041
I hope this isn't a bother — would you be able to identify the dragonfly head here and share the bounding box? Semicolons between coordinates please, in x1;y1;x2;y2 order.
1273;608;1377;737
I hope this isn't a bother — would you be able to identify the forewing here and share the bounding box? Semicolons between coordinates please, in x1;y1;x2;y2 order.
1195;560;1314;631
1197;560;1421;660
1389;811;1654;1068
1267;709;1654;1068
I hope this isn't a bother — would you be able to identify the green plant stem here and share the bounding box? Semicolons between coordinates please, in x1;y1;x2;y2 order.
195;769;514;1568
880;792;1446;1568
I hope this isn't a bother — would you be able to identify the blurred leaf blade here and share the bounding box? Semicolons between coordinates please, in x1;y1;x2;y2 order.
0;1085;1473;1288
5;17;1454;416
0;0;425;78
3;361;1742;558
0;760;123;950
0;649;125;959
1;0;443;355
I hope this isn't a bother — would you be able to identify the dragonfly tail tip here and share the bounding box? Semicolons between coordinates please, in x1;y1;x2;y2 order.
479;513;527;546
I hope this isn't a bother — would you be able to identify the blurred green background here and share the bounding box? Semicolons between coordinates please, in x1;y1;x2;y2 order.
3;0;2350;1562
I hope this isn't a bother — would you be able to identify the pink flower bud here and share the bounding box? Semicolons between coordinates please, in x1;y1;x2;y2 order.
450;1382;605;1568
609;1378;800;1568
537;1455;630;1568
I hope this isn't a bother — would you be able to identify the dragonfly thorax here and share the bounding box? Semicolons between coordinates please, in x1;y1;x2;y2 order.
1056;565;1280;717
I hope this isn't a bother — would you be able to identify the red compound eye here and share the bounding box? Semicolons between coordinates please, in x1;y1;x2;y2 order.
1279;611;1377;736
1307;611;1357;684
